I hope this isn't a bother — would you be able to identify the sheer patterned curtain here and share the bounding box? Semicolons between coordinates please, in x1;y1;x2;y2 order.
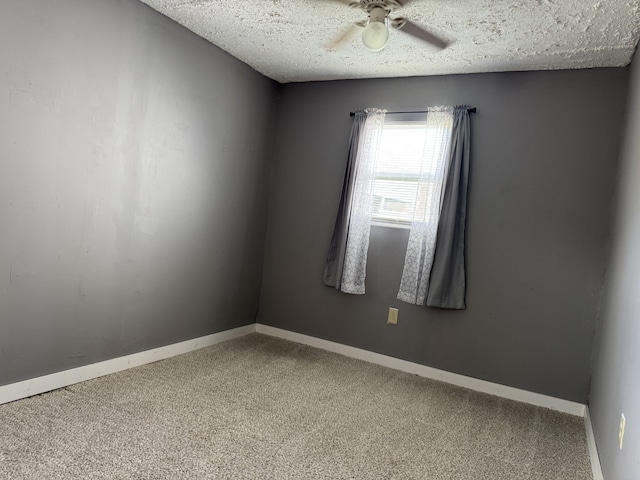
397;107;454;304
323;108;386;294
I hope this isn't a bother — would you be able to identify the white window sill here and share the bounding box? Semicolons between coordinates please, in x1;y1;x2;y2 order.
371;221;411;230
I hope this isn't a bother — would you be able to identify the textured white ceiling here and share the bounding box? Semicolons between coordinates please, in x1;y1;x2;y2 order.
140;0;640;83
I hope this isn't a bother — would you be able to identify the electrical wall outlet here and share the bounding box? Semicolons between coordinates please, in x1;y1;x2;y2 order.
387;308;398;325
619;414;626;450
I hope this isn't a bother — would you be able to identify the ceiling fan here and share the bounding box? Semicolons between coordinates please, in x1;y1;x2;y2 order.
325;0;449;52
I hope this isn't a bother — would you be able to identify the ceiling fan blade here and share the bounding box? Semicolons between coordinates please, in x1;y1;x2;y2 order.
325;22;365;50
392;17;449;50
324;0;361;6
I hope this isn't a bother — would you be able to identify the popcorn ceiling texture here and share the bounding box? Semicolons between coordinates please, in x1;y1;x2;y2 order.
141;0;640;83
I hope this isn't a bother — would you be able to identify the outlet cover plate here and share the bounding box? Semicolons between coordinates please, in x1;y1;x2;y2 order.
387;308;398;325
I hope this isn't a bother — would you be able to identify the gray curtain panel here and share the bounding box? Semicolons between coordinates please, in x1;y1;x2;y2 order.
397;107;454;305
426;105;472;309
322;111;367;289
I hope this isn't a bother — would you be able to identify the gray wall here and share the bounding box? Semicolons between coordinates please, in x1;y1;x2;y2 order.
259;69;628;403
0;0;278;385
590;52;640;479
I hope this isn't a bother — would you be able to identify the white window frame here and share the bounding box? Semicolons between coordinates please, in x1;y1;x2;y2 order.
371;113;449;229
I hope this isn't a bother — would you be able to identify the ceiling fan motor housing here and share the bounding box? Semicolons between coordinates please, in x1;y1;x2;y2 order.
359;0;402;15
360;0;404;26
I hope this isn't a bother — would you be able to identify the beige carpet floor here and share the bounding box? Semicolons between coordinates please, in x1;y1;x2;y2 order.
0;333;592;479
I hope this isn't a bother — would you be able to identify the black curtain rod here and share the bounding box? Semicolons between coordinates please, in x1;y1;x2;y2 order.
350;107;476;117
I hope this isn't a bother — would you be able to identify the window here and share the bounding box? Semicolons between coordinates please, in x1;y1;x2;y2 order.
371;115;453;227
324;106;470;308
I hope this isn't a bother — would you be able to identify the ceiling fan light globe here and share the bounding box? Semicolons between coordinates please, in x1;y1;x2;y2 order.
362;21;389;51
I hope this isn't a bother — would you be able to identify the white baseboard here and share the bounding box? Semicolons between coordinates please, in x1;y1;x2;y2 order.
255;323;586;417
584;407;605;480
1;321;588;419
2;321;596;472
0;324;256;406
